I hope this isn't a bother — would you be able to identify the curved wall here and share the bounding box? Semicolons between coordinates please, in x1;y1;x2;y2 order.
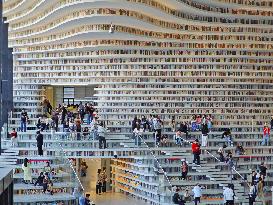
4;0;273;130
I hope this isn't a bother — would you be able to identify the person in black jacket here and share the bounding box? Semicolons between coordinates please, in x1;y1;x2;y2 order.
34;172;45;186
259;162;267;178
36;130;44;156
173;189;185;205
201;123;209;147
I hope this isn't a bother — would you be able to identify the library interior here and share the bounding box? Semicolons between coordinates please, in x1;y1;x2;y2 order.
0;0;273;205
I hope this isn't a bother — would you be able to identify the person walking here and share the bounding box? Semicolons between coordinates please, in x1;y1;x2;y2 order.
201;123;209;147
192;184;202;205
97;122;107;149
223;184;235;205
36;130;44;156
262;124;270;146
22;158;32;184
192;139;201;165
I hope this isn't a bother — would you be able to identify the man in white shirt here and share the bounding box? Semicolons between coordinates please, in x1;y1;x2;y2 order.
192;184;202;205
97;123;107;149
223;184;235;205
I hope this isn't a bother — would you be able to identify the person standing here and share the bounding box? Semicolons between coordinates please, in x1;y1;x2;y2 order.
262;124;270;146
192;184;202;205
223;184;235;205
61;105;67;125
86;103;94;125
248;182;257;205
52;112;59;131
201;123;209;147
101;167;107;193
36;130;44;156
192;139;201;165
96;169;102;195
10;128;18;147
98;122;107;149
257;177;264;203
154;118;162;139
271;116;273;130
22;158;32;184
75;116;82;140
20;109;28;132
79;192;86;205
259;162;267;178
78;102;85;122
133;124;143;147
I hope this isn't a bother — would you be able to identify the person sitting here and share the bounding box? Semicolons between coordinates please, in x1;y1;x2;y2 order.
161;134;168;146
83;127;90;138
34;172;44;186
47;181;54;195
183;189;191;202
175;131;183;146
235;144;245;155
42;174;50;193
173;188;185;205
222;128;233;147
217;144;227;162
44;161;53;180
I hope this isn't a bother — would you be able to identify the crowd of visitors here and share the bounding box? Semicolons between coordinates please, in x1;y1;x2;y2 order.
14;101;273;204
21;159;55;195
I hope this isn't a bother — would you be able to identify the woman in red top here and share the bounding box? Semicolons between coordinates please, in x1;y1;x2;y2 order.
181;160;188;180
262;124;270;146
192;139;201;165
10;128;18;147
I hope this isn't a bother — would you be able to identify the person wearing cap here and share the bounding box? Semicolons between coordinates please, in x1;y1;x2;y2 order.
192;139;201;165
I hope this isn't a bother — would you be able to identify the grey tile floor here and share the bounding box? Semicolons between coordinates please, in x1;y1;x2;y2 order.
80;159;148;205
